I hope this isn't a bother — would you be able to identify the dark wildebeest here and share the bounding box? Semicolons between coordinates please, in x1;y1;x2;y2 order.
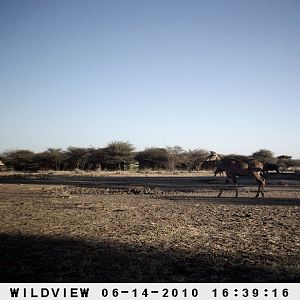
206;151;265;198
263;163;280;173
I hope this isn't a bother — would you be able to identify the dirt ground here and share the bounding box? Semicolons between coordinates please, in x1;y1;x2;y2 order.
0;171;299;282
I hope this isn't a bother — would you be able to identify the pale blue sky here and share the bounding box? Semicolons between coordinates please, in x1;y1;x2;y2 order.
1;0;299;158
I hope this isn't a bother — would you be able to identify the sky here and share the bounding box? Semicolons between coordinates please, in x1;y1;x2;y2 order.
1;0;300;158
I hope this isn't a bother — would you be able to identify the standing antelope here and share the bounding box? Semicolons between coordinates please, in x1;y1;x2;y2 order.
206;151;266;198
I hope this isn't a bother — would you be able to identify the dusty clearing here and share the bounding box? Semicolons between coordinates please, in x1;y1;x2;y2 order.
0;172;299;282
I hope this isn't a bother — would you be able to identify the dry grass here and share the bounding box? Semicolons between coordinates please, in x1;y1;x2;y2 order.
0;169;213;178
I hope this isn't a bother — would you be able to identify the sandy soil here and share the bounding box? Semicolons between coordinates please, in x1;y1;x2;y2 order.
0;172;299;282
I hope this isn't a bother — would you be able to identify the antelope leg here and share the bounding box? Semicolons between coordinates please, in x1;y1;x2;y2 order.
253;173;265;199
255;186;260;198
218;177;229;197
232;177;238;198
217;189;223;197
260;178;265;198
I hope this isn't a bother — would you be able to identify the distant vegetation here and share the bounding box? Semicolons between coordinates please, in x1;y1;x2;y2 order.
0;142;299;172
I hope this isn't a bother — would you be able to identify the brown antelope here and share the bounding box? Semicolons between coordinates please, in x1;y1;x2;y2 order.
206;151;265;198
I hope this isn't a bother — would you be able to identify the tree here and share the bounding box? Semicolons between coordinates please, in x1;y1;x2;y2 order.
165;146;186;170
277;155;292;160
101;141;135;170
65;147;89;170
186;149;209;171
252;149;276;164
36;148;67;170
135;148;169;170
2;150;35;171
84;148;103;171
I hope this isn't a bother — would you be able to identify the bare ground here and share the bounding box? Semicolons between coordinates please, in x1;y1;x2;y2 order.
0;172;299;282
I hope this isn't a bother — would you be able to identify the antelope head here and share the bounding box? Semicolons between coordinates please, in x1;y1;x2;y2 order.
205;151;222;162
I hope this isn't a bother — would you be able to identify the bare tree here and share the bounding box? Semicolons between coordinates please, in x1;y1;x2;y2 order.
186;149;209;171
166;146;186;171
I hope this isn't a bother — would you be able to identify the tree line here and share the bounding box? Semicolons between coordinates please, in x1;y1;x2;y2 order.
0;142;299;172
